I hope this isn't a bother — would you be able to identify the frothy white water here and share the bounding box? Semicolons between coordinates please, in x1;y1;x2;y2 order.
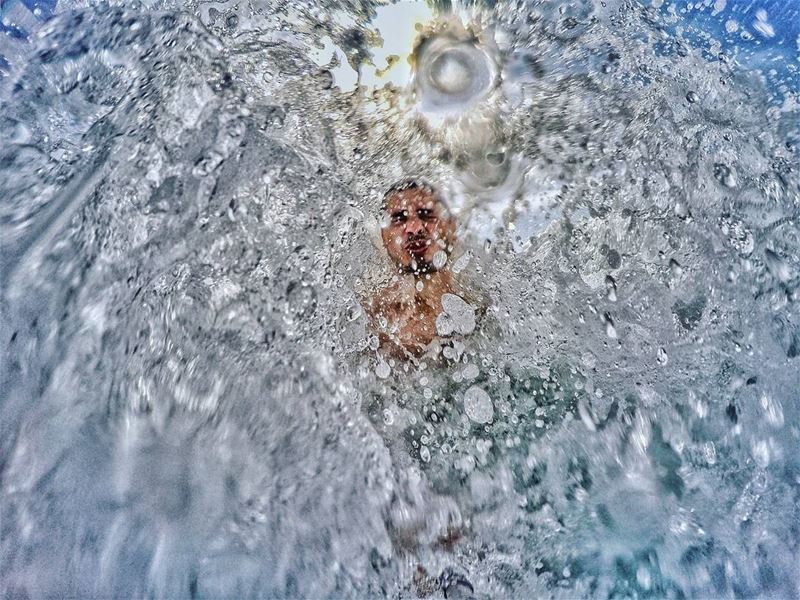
1;0;799;598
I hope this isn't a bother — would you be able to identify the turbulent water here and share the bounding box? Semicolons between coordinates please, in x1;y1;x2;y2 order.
1;0;799;598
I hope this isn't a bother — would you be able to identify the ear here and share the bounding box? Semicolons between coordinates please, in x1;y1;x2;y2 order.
441;215;457;247
380;225;392;248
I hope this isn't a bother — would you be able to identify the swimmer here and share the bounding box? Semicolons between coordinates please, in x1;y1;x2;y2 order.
364;180;479;596
365;179;477;358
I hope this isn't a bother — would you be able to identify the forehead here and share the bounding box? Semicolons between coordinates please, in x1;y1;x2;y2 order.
384;188;442;213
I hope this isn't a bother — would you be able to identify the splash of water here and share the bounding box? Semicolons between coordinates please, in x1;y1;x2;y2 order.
1;0;799;598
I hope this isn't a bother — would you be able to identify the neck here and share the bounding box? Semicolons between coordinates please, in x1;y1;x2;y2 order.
403;268;454;300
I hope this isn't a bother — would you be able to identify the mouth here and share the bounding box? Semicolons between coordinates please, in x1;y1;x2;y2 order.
405;239;430;256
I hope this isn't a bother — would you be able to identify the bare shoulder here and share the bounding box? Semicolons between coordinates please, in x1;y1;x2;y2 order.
365;279;405;317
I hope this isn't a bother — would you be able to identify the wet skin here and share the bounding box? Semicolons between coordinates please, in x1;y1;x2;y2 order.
380;187;455;272
369;187;459;357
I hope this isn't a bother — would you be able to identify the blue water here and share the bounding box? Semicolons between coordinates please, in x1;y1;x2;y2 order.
655;0;799;92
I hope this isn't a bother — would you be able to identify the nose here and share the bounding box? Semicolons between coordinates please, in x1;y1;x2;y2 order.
404;218;425;237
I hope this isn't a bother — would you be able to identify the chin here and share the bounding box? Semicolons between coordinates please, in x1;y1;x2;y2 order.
392;255;412;270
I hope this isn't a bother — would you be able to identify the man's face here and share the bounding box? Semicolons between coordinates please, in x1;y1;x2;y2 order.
381;187;455;271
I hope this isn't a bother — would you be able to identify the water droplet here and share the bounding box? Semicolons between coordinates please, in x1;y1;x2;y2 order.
462;363;479;380
577;399;597;431
657;347;668;365
603;314;617;338
636;565;652;590
764;248;791;283
452;252;471;274
605;275;617;302
463;386;493;424
669;259;683;279
713;163;737;188
760;393;784;427
375;361;391;379
486;150;506;166
436;294;476;336
420;445;431;462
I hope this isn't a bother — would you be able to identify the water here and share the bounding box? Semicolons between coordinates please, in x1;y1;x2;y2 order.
1;0;799;597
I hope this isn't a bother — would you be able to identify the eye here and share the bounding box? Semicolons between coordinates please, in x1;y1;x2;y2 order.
391;210;408;223
417;208;435;221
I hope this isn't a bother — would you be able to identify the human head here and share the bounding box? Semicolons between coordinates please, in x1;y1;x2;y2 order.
380;179;456;273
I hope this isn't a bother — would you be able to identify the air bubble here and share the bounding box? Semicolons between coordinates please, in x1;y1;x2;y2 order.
463;385;494;424
432;250;448;269
429;50;472;95
414;35;497;116
462;363;479;380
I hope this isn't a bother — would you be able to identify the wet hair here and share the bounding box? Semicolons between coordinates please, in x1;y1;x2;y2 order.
381;178;449;214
